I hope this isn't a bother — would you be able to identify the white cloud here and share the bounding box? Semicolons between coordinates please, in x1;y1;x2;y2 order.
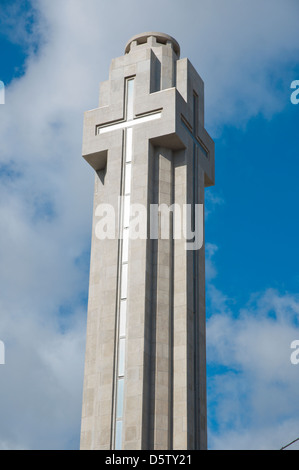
0;303;85;450
205;243;219;282
0;0;298;449
205;189;225;220
207;279;299;449
205;243;299;449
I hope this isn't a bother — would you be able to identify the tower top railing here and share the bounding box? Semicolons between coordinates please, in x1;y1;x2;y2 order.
124;31;180;57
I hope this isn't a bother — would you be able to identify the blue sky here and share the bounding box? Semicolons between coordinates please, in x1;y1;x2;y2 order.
0;0;299;450
0;29;25;84
207;103;299;305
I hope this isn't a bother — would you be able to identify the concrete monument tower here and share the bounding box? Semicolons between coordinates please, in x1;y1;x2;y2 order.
80;32;214;450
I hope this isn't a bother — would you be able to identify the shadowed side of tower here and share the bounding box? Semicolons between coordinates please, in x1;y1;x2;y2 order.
80;32;215;450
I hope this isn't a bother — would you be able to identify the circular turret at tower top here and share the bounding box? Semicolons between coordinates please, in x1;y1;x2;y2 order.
125;32;180;57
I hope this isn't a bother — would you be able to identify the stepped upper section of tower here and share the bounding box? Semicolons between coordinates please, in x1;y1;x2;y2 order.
125;32;180;57
83;31;215;188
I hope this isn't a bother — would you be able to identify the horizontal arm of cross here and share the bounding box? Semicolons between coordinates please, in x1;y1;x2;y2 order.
97;110;162;135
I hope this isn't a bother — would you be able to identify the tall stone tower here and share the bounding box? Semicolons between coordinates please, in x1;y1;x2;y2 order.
80;32;214;451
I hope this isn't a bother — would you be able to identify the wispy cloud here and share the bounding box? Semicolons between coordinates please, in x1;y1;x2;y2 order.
207;246;299;449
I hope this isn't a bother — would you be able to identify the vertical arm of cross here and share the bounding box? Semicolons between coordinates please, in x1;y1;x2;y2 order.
113;76;135;450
